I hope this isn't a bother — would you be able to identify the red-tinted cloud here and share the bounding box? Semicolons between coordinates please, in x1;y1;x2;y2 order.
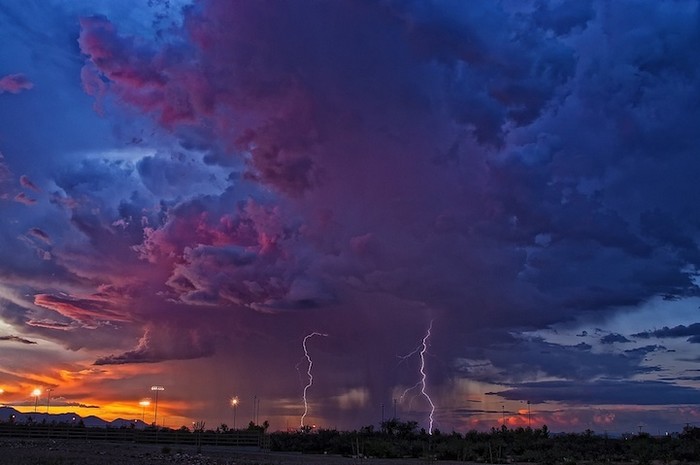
133;196;329;310
13;192;36;205
0;74;33;94
19;175;40;191
25;319;75;331
78;7;323;196
34;292;132;328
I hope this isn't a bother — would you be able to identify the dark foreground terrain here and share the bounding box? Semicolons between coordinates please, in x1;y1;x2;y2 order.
0;438;468;465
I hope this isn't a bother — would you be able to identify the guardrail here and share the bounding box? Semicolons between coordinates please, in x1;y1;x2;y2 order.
0;424;269;448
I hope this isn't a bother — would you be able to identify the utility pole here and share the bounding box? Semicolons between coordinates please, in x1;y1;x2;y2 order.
381;403;385;428
256;397;260;425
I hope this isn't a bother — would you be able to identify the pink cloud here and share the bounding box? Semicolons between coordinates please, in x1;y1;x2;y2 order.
13;192;36;205
26;319;75;330
77;17;166;90
19;175;40;191
130;197;330;310
78;16;183;125
135;198;287;263
78;11;321;195
0;74;33;94
34;292;132;328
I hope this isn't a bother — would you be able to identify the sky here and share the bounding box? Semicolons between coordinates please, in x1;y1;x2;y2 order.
1;0;700;435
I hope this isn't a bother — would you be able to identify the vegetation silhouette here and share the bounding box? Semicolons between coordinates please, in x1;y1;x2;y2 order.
3;415;700;463
269;420;700;463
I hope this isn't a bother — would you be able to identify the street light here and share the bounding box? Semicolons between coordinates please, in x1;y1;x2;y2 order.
32;388;42;412
230;397;239;430
150;386;165;426
46;388;53;413
139;399;151;422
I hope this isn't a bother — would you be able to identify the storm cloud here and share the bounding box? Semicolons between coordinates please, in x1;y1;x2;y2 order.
1;0;699;433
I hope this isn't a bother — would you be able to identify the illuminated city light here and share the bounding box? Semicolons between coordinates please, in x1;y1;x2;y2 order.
151;385;165;426
31;388;42;413
139;399;150;422
230;396;239;430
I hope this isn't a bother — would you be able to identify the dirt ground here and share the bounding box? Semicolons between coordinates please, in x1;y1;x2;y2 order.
0;438;469;465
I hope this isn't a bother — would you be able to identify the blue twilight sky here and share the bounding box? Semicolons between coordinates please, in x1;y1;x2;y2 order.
1;0;700;434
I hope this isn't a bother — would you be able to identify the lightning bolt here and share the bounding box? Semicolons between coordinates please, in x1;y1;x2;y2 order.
398;320;435;434
300;332;328;428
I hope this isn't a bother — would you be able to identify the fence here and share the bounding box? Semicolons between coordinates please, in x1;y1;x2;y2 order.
0;424;269;448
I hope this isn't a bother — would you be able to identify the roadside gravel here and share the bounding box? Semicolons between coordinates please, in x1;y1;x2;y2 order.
0;438;465;465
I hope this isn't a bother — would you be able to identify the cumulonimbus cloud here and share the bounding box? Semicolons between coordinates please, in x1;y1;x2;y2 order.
70;0;700;370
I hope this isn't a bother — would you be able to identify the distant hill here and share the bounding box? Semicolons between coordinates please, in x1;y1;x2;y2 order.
0;406;149;429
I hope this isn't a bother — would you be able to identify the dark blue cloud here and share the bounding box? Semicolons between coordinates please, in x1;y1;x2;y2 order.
454;336;658;387
633;323;700;341
600;333;632;345
494;379;700;406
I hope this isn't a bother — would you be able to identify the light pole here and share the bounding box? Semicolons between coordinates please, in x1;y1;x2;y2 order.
231;397;239;430
527;401;531;428
252;394;256;426
32;388;42;413
139;400;151;422
46;388;53;413
151;386;164;426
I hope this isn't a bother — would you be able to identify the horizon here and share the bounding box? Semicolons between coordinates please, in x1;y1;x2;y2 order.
0;405;682;437
2;0;700;437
